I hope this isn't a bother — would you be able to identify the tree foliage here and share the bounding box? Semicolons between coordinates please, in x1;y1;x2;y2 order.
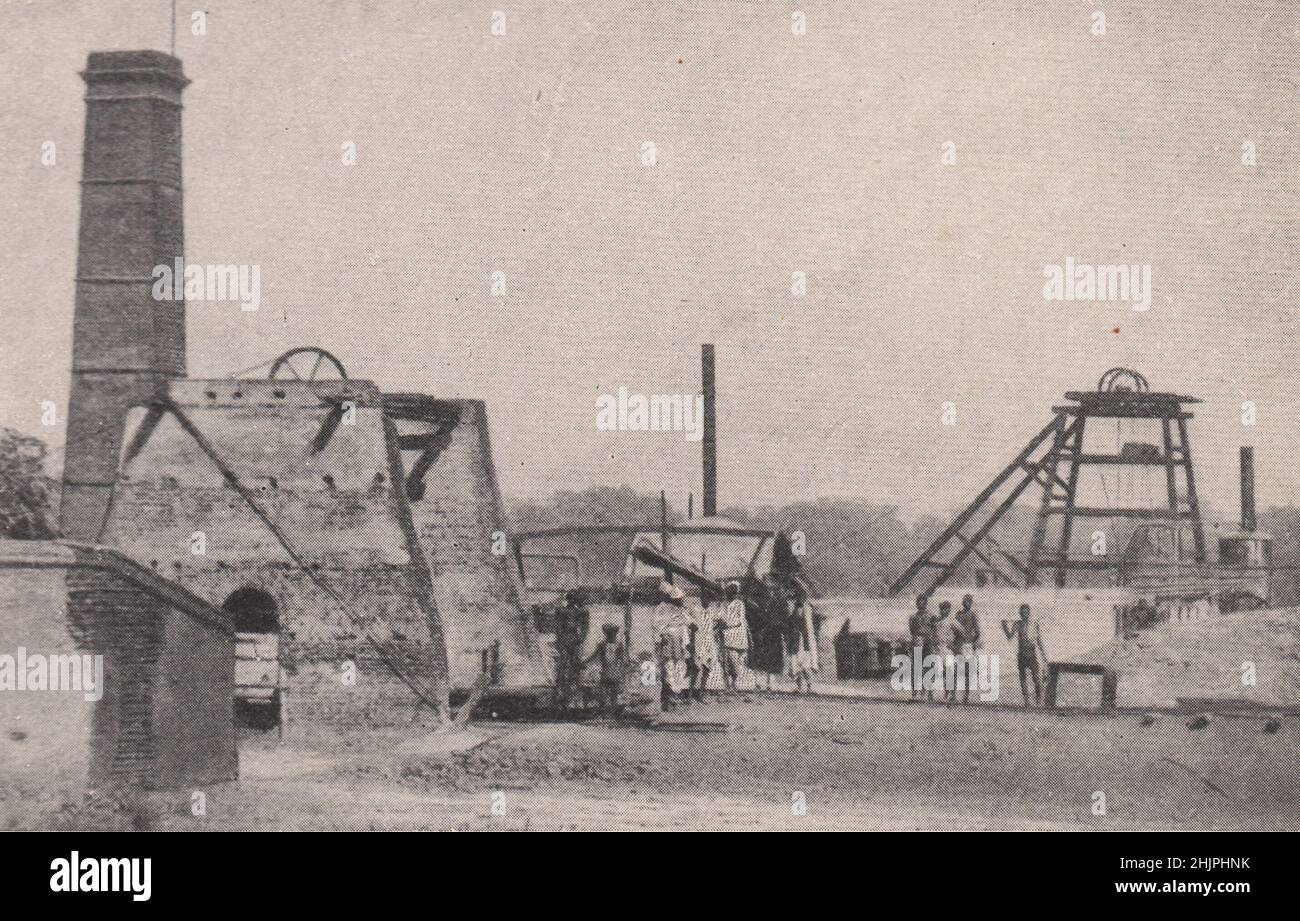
511;484;682;534
509;486;1300;601
0;427;56;539
510;486;944;597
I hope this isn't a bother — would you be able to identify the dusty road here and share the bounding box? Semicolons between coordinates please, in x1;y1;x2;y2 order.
134;692;1300;831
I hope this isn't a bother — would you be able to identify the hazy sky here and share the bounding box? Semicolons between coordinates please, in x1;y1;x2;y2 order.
1;0;1298;521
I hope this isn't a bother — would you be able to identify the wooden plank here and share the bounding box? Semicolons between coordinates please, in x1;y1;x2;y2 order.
1026;416;1081;586
1047;506;1192;518
1072;453;1169;466
1028;557;1114;570
1045;663;1116;711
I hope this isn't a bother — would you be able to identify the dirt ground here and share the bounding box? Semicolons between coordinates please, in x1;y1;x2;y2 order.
133;691;1300;831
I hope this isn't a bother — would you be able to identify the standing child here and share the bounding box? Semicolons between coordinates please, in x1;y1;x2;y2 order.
654;582;691;710
933;601;960;702
586;624;628;717
551;590;589;713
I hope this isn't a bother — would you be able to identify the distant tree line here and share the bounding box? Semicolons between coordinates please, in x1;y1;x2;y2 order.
510;486;962;597
2;428;1297;607
509;484;1300;603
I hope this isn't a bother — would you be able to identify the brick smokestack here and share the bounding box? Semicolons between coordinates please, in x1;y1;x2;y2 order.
1240;446;1256;532
702;343;716;517
60;51;189;540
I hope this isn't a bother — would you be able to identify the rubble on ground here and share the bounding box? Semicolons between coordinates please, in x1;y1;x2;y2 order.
1071;607;1300;709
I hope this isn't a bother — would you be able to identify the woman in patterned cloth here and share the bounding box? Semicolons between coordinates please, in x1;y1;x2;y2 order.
686;591;719;701
719;581;751;691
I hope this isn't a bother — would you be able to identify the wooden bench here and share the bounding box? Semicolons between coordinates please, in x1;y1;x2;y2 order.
1044;662;1118;711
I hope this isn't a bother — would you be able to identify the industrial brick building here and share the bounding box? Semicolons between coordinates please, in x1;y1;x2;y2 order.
44;49;547;738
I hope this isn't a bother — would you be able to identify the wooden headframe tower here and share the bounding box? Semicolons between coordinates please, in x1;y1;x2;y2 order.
889;368;1207;597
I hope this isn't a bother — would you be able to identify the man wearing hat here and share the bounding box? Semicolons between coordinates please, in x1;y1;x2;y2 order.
653;581;691;710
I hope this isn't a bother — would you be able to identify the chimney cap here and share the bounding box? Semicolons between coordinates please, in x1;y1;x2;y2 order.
82;50;189;89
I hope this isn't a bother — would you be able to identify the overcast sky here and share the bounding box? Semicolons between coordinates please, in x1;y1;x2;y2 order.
1;0;1298;521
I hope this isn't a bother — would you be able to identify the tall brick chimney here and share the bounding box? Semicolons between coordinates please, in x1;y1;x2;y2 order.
701;343;716;517
60;51;189;540
1240;446;1256;532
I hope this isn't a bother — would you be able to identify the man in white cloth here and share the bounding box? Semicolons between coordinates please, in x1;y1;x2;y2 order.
653;581;691;710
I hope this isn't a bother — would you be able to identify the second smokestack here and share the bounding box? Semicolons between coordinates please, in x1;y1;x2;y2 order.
1240;446;1256;532
702;344;716;517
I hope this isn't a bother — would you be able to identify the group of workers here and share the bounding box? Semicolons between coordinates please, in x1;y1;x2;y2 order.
549;578;818;717
557;584;1053;714
653;578;817;711
551;591;626;716
908;593;1049;706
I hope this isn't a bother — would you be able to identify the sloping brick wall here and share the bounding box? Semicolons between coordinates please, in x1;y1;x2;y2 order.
400;399;549;689
102;380;450;731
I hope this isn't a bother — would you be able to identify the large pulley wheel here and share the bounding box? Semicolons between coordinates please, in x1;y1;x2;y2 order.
267;347;348;382
1097;367;1149;393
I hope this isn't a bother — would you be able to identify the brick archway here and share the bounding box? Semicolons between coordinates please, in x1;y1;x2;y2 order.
224;588;281;730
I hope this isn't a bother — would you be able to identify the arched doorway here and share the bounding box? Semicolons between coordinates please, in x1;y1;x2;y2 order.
224;588;281;731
